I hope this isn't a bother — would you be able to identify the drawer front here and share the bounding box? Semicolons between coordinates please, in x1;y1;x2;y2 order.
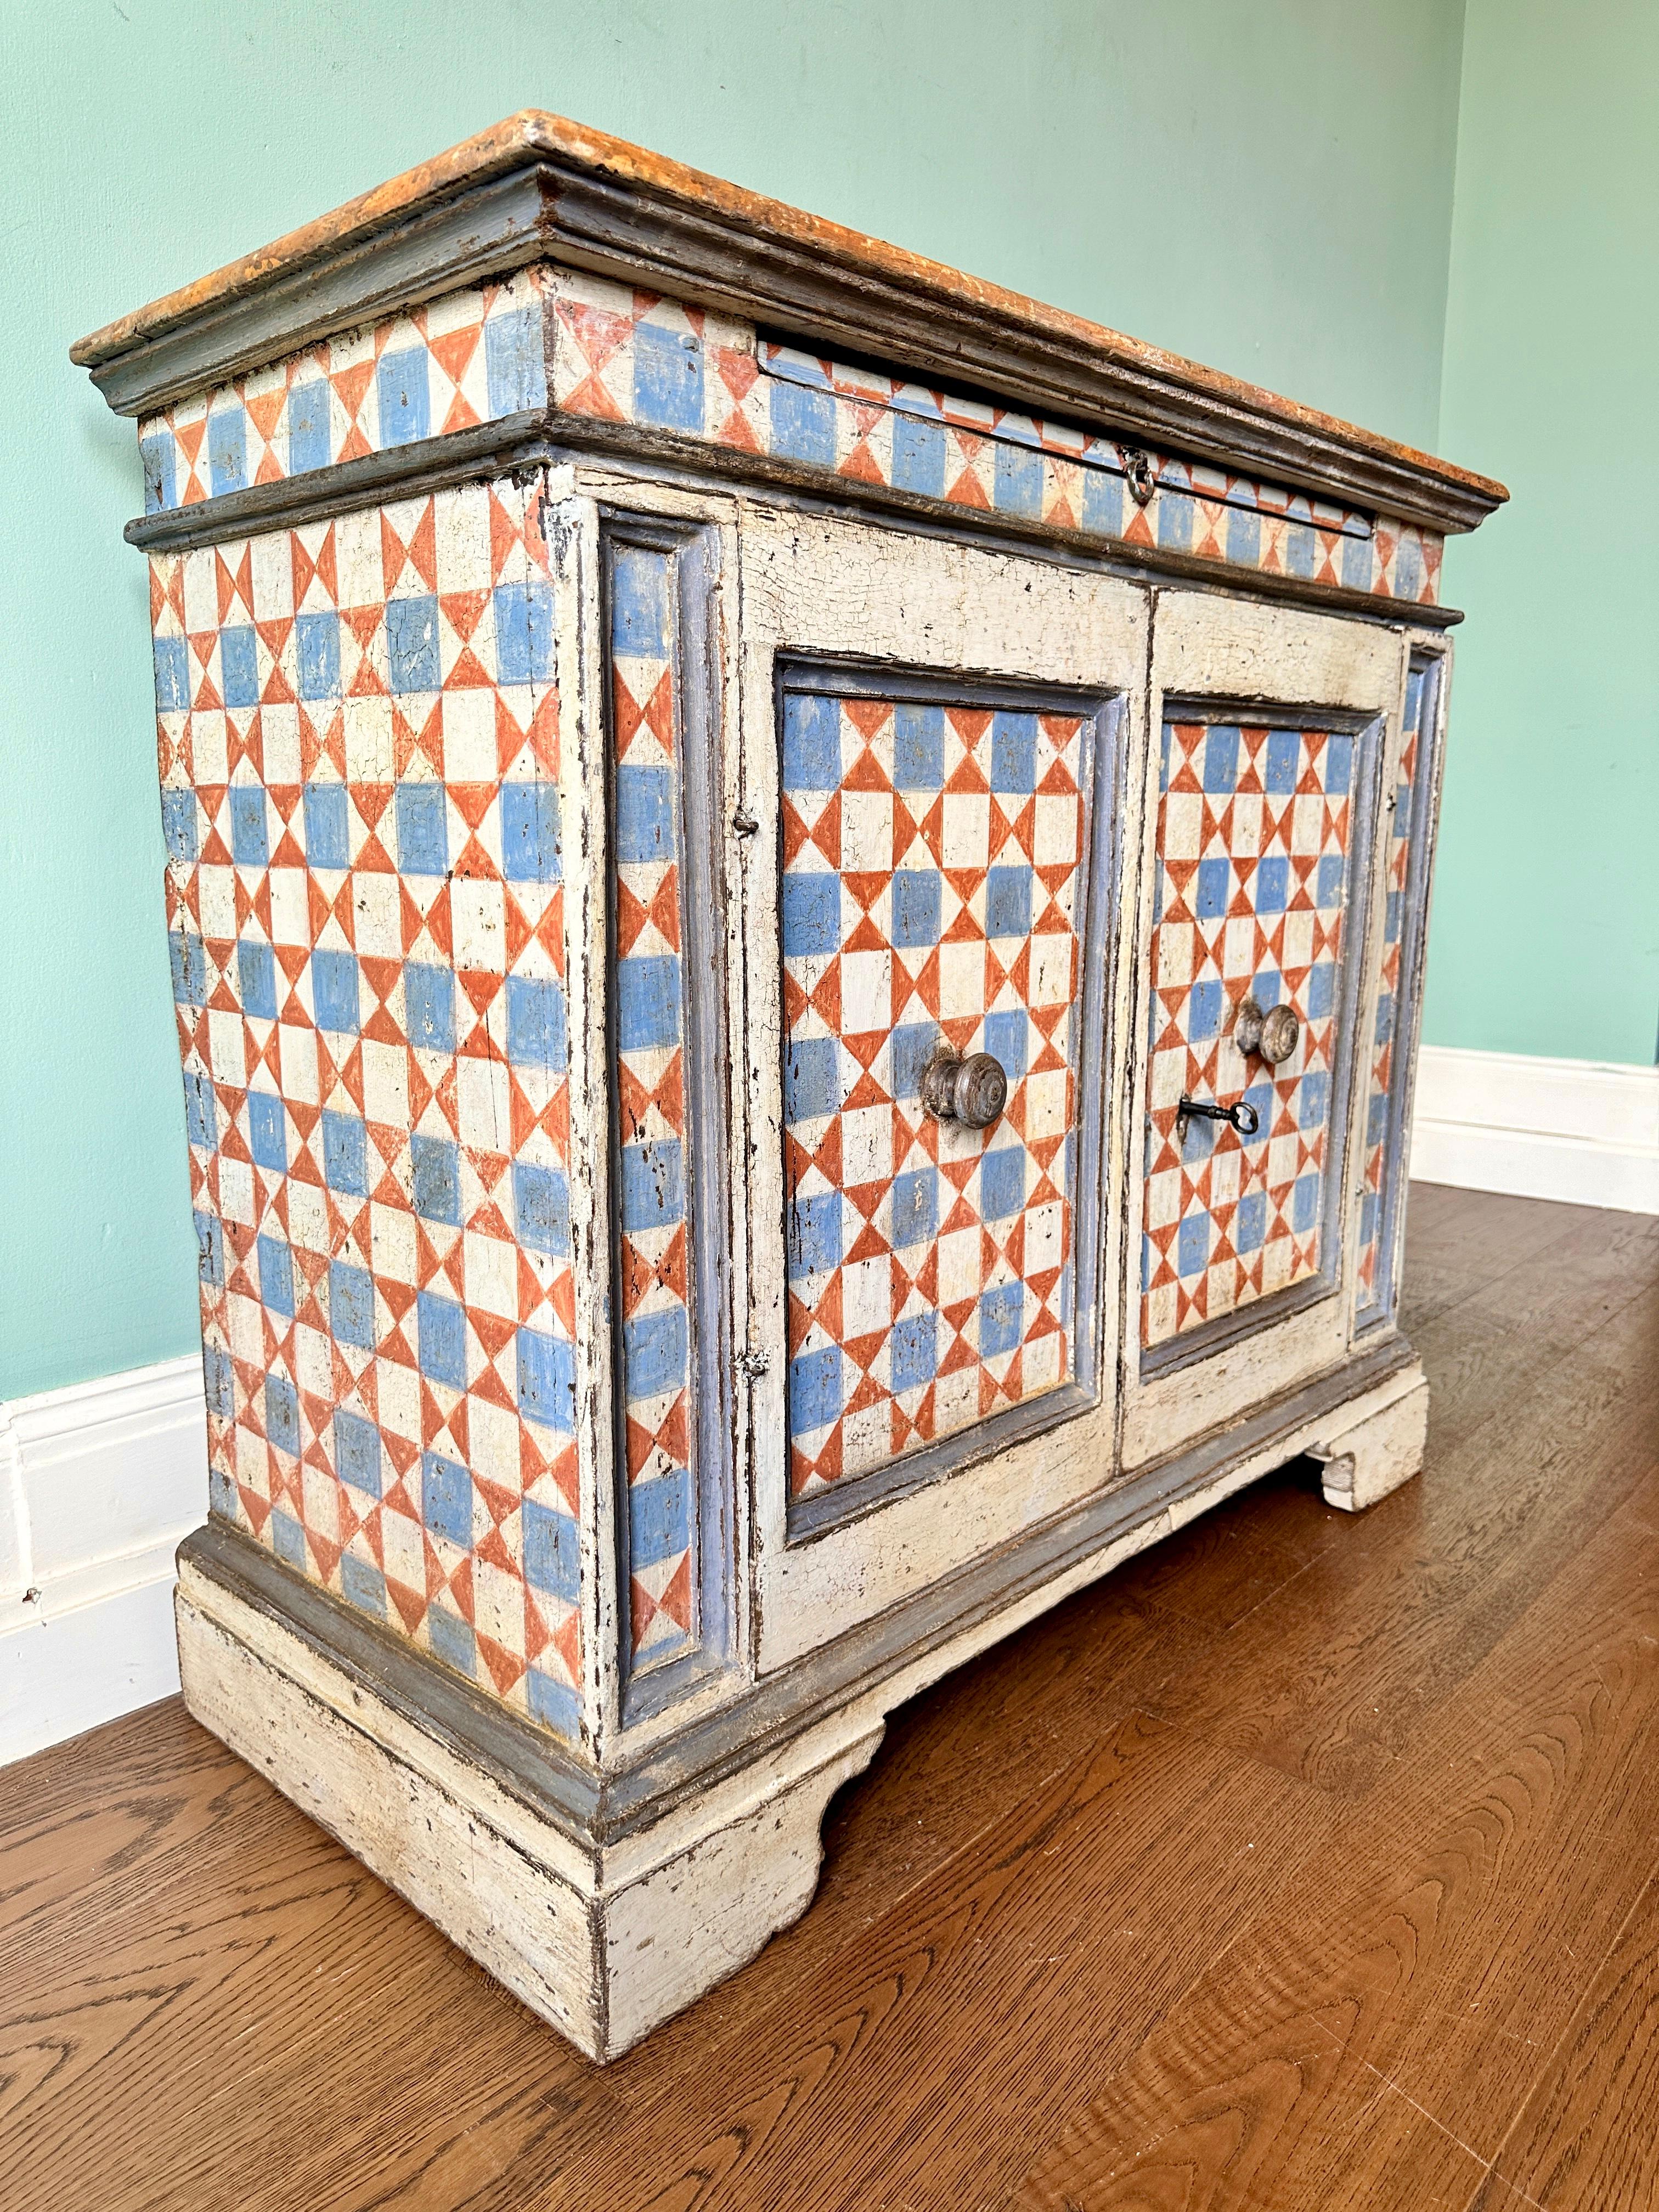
780;666;1114;1519
1142;711;1369;1359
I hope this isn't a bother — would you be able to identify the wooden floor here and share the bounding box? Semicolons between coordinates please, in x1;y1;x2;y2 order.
3;1186;1658;2211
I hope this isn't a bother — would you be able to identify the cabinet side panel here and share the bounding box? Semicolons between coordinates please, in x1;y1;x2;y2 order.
150;478;583;1739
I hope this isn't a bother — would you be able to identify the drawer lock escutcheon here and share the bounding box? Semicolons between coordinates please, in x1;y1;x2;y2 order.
921;1045;1008;1131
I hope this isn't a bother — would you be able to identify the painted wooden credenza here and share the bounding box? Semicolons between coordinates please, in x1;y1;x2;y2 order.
73;113;1505;2060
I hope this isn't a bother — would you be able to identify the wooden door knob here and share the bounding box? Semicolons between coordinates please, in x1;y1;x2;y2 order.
1234;995;1301;1066
921;1047;1008;1130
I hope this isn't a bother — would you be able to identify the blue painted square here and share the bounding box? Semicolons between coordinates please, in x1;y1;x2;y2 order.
323;1110;368;1197
1181;1111;1216;1164
207;407;247;498
154;634;190;714
1323;732;1354;797
1395;537;1424;603
617;955;682;1052
634;321;704;432
404;962;455;1054
625;1306;689;1401
271;1509;305;1566
614;763;674;865
522;1498;579;1601
619;1140;683;1236
1307;960;1338;1020
979;1145;1026;1221
983;1008;1029;1081
785;1036;840;1124
1291;1172;1321;1234
494;579;555;685
329;1259;376;1350
257;1233;294;1318
1359;1189;1380;1253
788;1343;843;1436
303;781;351;868
1286;523;1317;579
417;1290;467;1389
160;787;198;863
229;787;269;868
1157;492;1194;551
630;1467;691;1569
386;595;439;693
611;545;669;657
1384;886;1404;947
169;929;209;1008
195;1209;224;1288
517;1325;576;1433
994;442;1043;518
1081;467;1124;538
891;413;946;496
1194;856;1232;922
428;1609;476;1675
247;1090;286;1171
890;1166;938;1248
788;1191;842;1279
311;948;359;1034
335;1409;382;1497
140;431;176;515
1252;855;1289;915
265;1374;300;1455
203;1344;233;1420
1243;1076;1274;1136
395;782;447;875
892;702;945;791
238;940;278;1023
376;345;430;447
1342;532;1375;591
1203;725;1240;793
1226;508;1261;568
500;780;563;884
1300;1069;1330;1129
287;380;331;475
1176;1212;1211;1279
781;873;840;958
206;1465;233;1520
890;1311;938;1393
528;1669;579;1734
1234;1188;1268;1255
890;1021;939;1101
985;864;1032;940
411;1132;460;1225
891;870;941;950
1374;988;1396;1048
484;307;548;415
183;1069;216;1149
341;1554;386;1617
220;624;259;711
1265;730;1301;793
505;974;567;1070
770;378;835;465
781;691;841;792
1367;1088;1389;1146
421;1449;472;1547
516;1160;573;1255
990;712;1037;794
978;1281;1024;1358
295;610;340;701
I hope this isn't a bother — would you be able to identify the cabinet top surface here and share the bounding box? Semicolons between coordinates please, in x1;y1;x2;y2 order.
71;110;1504;535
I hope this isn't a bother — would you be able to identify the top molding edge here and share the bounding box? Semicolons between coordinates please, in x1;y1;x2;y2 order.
70;109;1507;537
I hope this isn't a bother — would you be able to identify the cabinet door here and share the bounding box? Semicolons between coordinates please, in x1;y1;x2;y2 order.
1123;592;1403;1468
736;510;1147;1669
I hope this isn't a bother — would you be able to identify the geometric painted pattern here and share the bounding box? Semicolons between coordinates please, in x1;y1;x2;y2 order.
1142;718;1357;1351
781;690;1087;1496
138;260;1443;610
152;477;582;1739
1356;663;1431;1314
609;544;695;1667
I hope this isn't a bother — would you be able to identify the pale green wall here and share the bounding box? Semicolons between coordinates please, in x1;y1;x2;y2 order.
0;0;1471;1398
1430;0;1659;1064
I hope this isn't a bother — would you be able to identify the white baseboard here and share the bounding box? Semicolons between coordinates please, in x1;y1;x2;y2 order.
1410;1045;1659;1215
0;1355;207;1767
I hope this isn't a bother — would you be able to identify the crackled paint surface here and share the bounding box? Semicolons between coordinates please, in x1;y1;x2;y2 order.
1142;718;1357;1350
780;691;1087;1494
153;476;582;1736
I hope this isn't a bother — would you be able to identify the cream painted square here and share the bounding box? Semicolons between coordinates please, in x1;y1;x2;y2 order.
1023;1329;1063;1392
208;1012;246;1085
941;793;989;870
1268;1131;1301;1189
1149;1047;1188;1113
840;1104;893;1188
1154;919;1194;992
1292;792;1326;855
1229;793;1263;858
351;874;403;961
452;880;506;974
250;532;294;618
198;864;236;940
344;695;396;782
235;1419;269;1483
473;1557;527;1652
268;868;309;947
375;1358;421;1446
465;1231;519;1320
218;1156;255;1227
469;1397;522;1487
279;1023;318;1106
440;689;498;783
933;1363;980;1435
261;710;301;786
1023;1198;1066;1274
839;949;893;1038
1032;794;1081;868
1144;1165;1182;1234
435;482;492;592
362;1039;410;1127
371;1203;418;1289
840;1400;891;1477
936;1224;982;1307
228;1293;263;1368
191;713;230;786
182;550;219;631
286;1182;331;1255
938;939;988;1022
1224;916;1259;981
1160;789;1203;863
840;1254;892;1342
294;1325;334;1407
379;1503;426;1591
457;1057;511;1153
334;507;383;606
1029;932;1074;1007
840;789;893;872
1023;1067;1070;1143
